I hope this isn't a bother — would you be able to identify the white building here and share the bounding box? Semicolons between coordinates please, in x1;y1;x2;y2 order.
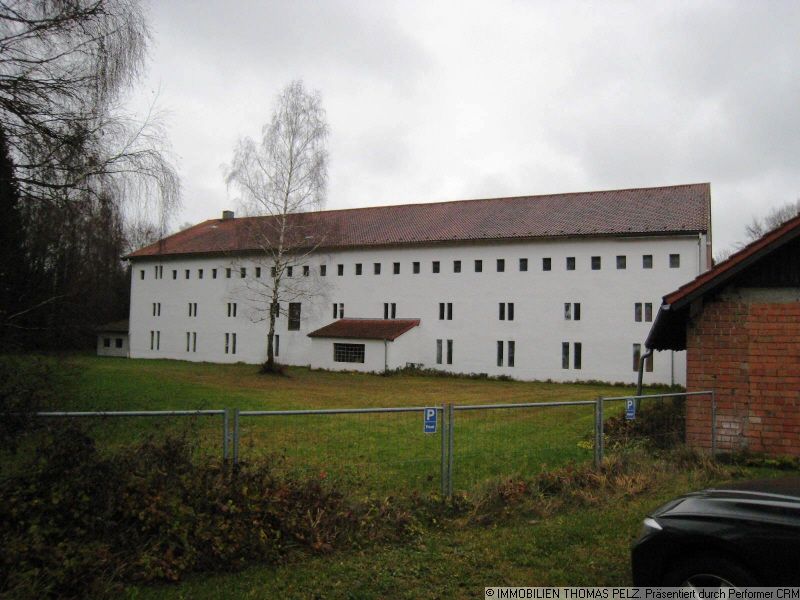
126;184;712;385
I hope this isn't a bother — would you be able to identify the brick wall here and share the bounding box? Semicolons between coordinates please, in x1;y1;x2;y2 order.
686;293;800;456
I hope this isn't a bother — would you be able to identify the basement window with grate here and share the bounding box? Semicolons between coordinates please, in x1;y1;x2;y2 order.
333;343;365;363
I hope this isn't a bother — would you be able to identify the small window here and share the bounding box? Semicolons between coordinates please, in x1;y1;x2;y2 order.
240;267;246;278
172;270;177;280
334;343;364;363
566;257;575;271
496;258;505;272
542;257;551;271
573;342;582;369
393;262;400;275
453;260;461;273
591;256;601;270
188;302;198;317
288;302;301;331
140;270;145;280
227;302;237;318
373;263;381;275
633;343;641;371
561;342;569;369
670;254;680;268
333;303;344;319
198;269;204;279
287;266;293;277
150;330;154;350
617;255;626;270
226;268;232;279
212;269;217;279
474;259;483;273
413;261;420;274
447;302;452;320
635;303;642;322
497;340;504;367
643;255;653;269
185;269;190;279
508;341;515;368
564;303;572;320
271;267;277;278
255;267;261;278
337;264;344;276
384;303;389;319
275;334;279;356
303;265;310;277
436;339;443;365
438;302;445;320
499;302;513;321
446;339;453;365
320;265;327;276
115;338;123;349
432;261;440;274
519;258;528;272
103;337;111;348
574;303;581;321
192;332;196;353
499;303;505;320
355;263;362;276
645;302;653;322
391;303;397;319
508;302;514;321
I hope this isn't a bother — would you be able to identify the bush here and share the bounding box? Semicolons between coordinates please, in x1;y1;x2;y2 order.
603;396;686;450
0;427;417;598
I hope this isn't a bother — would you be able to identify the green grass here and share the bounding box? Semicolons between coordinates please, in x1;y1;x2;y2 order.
6;355;795;598
30;355;665;494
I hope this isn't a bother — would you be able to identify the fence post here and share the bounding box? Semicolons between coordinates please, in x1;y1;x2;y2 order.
232;408;240;465
710;390;717;458
223;409;230;461
595;397;604;466
440;405;447;497
447;404;454;500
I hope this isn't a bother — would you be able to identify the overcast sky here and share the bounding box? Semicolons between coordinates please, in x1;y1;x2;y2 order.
130;0;800;254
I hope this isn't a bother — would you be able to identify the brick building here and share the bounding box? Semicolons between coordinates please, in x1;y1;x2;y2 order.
646;214;800;456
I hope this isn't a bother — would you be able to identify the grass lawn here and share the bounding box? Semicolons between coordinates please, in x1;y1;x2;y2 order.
37;355;668;493
5;354;795;598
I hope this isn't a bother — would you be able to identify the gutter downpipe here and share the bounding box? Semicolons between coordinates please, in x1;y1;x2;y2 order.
636;348;654;399
384;339;388;374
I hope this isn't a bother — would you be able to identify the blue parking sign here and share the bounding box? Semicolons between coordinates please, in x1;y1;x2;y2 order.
625;398;636;420
424;407;437;433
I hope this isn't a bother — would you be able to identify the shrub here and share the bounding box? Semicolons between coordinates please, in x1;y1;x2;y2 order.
603;396;686;450
0;427;417;598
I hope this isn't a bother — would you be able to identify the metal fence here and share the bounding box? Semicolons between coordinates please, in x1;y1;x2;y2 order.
27;390;715;498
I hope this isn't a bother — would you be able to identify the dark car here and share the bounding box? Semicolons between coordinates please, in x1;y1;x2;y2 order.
632;477;800;587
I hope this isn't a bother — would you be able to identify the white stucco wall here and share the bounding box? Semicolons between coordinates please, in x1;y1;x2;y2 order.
128;233;708;385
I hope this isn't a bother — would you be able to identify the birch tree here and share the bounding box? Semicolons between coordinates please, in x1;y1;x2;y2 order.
225;81;329;373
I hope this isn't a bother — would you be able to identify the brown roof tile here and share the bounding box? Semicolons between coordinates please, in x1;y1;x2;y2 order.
127;183;710;259
307;319;420;341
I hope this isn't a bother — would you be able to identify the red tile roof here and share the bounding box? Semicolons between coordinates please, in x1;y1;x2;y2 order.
646;212;800;350
307;319;420;341
126;183;710;259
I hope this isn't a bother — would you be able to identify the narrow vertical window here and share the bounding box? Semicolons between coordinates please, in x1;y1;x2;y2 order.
287;266;293;277
633;343;641;371
391;303;396;319
156;331;160;350
447;303;452;320
288;303;301;330
339;303;344;318
574;303;581;321
240;267;246;278
199;269;204;279
573;343;582;369
507;303;514;321
436;339;443;365
186;332;191;352
355;263;362;275
154;265;159;278
564;302;572;320
333;303;338;319
255;267;261;278
275;334;280;356
192;332;197;353
497;340;504;367
645;303;653;322
566;257;575;270
439;302;445;320
453;260;461;273
499;303;505;320
617;255;626;270
413;262;420;274
508;341;515;367
591;256;601;270
373;263;380;275
212;268;217;279
231;333;237;355
140;270;145;280
337;264;344;276
643;255;653;269
669;254;680;268
474;259;483;272
446;339;453;365
172;270;177;279
226;268;231;278
185;269;190;279
393;262;400;275
562;342;569;369
320;265;327;276
519;258;528;272
432;261;440;274
542;258;551;271
150;330;154;350
384;303;389;319
496;259;505;272
225;333;230;354
303;265;310;277
635;303;642;322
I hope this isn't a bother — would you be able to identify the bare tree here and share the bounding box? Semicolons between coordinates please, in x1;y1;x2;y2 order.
744;200;800;242
225;81;329;373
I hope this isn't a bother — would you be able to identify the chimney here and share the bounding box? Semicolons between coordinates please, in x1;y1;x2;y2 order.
222;210;234;220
